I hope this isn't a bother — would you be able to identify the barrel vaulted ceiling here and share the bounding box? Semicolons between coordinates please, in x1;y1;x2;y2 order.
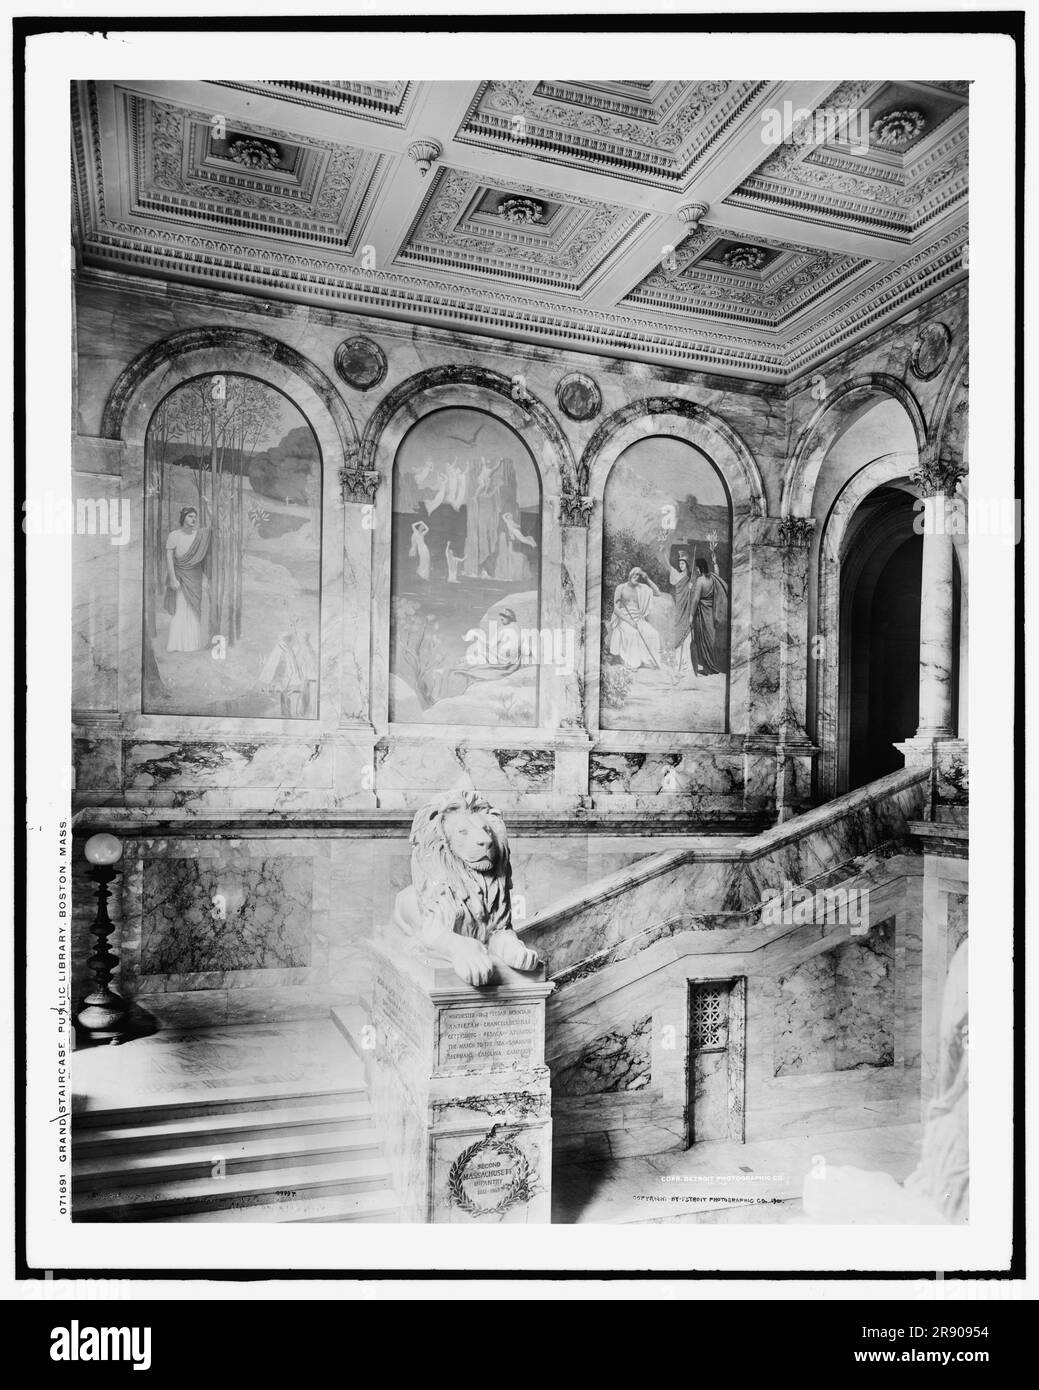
70;78;968;382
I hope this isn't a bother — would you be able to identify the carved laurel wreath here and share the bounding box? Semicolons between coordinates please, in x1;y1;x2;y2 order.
447;1131;536;1219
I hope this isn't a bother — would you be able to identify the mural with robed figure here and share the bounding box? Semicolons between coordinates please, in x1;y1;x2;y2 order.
390;408;542;726
600;437;731;731
142;374;322;718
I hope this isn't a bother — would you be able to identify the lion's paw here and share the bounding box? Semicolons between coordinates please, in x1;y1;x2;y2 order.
489;930;541;973
450;936;495;987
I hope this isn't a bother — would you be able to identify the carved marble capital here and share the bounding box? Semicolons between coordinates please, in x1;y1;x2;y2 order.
558;491;594;527
910;455;967;498
777;516;816;551
340;466;381;505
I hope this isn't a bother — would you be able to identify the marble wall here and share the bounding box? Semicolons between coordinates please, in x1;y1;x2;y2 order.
541;769;934;1160
550;893;920;1162
782;282;969;786
775;919;894;1076
73;822;730;1027
72;268;969;833
70;267;817;830
70;266;967;1035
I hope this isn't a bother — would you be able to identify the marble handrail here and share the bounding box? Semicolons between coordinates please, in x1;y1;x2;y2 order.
519;766;931;975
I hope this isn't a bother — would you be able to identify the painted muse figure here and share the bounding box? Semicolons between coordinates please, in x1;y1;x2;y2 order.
393;791;541;985
608;566;662;669
164;503;212;652
690;553;729;676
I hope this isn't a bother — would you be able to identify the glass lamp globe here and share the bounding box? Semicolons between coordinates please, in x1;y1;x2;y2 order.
84;833;123;866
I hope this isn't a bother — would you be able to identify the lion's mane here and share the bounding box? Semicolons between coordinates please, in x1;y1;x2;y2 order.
405;790;512;943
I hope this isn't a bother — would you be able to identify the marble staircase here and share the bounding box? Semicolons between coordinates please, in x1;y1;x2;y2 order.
520;764;933;978
71;1019;401;1222
73;1076;400;1222
520;766;942;1171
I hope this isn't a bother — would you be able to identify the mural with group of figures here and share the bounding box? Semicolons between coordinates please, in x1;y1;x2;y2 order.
142;374;322;719
389;407;542;726
600;437;731;732
141;382;730;734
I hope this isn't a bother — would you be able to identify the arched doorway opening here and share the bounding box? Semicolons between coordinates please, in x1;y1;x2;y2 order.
837;486;960;792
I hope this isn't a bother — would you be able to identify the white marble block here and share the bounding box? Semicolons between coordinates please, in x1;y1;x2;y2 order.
358;923;554;1223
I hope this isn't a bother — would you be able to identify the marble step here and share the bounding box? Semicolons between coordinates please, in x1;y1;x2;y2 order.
72;1154;393;1222
167;1190;402;1224
74;1099;375;1155
331;1003;367;1057
73;1076;367;1128
73;1128;384;1190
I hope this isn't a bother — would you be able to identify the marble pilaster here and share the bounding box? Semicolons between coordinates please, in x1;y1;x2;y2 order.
339;492;376;726
558;500;591;730
775;517;818;817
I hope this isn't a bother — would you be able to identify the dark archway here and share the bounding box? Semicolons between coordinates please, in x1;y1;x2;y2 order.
838;487;959;792
848;535;921;788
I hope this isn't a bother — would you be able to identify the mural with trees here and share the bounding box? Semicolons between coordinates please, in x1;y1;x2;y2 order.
143;374;322;718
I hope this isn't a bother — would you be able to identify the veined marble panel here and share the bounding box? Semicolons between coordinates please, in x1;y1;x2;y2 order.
774;920;894;1077
774;952;838;1076
946;891;968;961
552;1014;652;1097
71;470;122;710
139;852;314;977
590;750;744;798
834;919;895;1071
374;739;555;794
73;731;122;791
124;737;333;789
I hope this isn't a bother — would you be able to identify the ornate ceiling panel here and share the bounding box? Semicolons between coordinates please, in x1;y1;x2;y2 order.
395;166;650;292
622;226;870;328
723;79;968;240
125;91;386;253
70;77;969;382
455;79;772;187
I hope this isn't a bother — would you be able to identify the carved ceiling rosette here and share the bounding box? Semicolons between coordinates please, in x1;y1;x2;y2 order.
227;137;282;170
870;107;926;148
496;196;545;226
722;245;768;271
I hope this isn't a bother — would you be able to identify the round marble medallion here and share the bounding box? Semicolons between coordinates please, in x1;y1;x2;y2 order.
910;322;952;381
555;371;602;422
334;336;387;391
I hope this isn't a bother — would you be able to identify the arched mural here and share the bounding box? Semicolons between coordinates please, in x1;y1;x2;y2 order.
599;436;732;732
142;373;323;718
389;406;542;726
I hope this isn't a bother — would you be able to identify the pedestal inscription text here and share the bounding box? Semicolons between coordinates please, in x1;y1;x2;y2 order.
437;1004;538;1073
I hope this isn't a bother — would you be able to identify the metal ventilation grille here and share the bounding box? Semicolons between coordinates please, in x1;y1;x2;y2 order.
691;983;729;1051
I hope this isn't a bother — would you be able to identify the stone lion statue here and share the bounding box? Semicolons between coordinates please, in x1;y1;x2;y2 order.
393;790;541;986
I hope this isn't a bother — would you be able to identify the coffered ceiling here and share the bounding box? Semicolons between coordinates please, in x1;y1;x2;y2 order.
71;78;968;382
